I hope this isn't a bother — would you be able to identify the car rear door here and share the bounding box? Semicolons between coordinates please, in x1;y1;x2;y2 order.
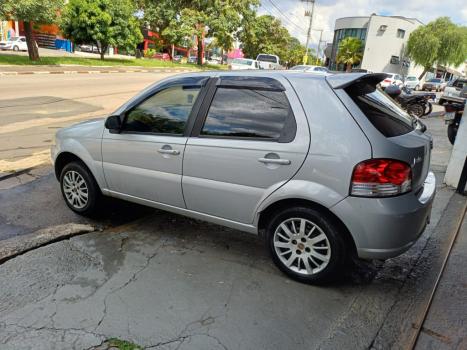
102;76;209;207
182;75;310;224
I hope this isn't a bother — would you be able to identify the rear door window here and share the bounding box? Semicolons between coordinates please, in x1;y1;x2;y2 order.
346;85;415;137
201;87;296;141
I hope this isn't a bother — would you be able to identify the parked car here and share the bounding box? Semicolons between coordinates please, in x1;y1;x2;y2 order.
422;78;446;92
404;76;420;90
229;58;260;70
0;36;28;51
256;54;282;70
152;52;171;61
380;73;403;88
439;78;467;105
78;44;99;53
173;55;184;62
52;72;435;284
290;65;330;74
188;56;198;64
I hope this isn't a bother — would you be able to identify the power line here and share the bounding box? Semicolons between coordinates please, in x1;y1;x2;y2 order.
262;0;307;34
268;0;308;28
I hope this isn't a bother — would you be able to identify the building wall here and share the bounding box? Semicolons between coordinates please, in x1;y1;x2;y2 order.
361;15;424;78
330;14;426;79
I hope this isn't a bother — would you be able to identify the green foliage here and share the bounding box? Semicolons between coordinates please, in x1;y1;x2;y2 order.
336;37;363;71
107;338;143;350
407;17;467;79
60;0;143;59
0;0;63;23
238;14;290;59
143;48;156;58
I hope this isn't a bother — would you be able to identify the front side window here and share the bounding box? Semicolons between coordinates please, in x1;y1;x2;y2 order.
122;85;201;134
397;29;405;38
201;87;295;141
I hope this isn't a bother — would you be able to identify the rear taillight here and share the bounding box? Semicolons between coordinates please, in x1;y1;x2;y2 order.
383;79;391;83
351;159;412;197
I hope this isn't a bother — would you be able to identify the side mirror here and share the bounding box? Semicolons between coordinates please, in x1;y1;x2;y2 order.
105;114;122;133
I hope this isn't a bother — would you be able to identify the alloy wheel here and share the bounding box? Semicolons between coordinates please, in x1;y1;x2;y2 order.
63;170;89;209
273;218;331;275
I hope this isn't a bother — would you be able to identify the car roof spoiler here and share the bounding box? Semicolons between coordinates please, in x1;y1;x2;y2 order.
326;73;390;89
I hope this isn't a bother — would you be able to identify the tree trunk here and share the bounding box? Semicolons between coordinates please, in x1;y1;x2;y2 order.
197;33;203;66
24;22;39;61
418;67;429;81
220;48;224;65
346;63;352;72
99;45;107;60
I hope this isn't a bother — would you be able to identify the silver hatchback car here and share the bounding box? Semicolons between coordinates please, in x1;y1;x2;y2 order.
52;71;436;284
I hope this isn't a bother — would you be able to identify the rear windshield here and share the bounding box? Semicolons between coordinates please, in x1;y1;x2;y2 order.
428;78;441;83
232;59;252;65
346;84;415;137
257;55;277;63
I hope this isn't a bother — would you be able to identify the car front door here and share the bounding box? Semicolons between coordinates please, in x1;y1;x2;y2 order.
182;75;310;224
102;76;209;207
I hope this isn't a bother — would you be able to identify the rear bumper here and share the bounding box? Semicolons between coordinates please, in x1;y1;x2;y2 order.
331;171;436;260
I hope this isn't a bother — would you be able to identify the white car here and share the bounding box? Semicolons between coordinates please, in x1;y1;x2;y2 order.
229;58;260;70
404;76;420;90
0;36;28;51
256;54;282;70
290;65;330;74
380;73;403;88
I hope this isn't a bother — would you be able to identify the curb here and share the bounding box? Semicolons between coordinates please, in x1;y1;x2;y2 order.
0;68;196;76
0;166;36;182
0;223;97;265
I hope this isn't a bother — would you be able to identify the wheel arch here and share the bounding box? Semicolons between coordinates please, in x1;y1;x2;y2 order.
257;198;357;257
54;152;89;180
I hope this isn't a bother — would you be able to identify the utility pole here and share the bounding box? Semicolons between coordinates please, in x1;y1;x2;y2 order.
302;0;315;64
316;29;323;65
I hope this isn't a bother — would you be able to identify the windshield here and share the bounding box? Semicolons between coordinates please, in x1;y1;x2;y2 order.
429;79;441;83
406;77;416;81
346;85;415;137
232;59;252;65
257;55;277;63
9;37;19;41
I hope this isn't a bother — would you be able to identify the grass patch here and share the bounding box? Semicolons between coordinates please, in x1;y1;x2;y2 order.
106;338;143;350
0;54;224;70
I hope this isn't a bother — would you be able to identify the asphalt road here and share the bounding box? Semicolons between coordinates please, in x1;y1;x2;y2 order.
0;72;174;172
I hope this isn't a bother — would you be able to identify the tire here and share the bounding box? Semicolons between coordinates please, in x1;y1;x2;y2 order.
438;98;445;106
60;162;102;216
447;123;458;145
407;103;425;118
266;206;347;284
12;46;19;52
423;102;433;117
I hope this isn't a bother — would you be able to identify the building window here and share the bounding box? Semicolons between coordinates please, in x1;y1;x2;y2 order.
390;55;400;65
397;29;405;38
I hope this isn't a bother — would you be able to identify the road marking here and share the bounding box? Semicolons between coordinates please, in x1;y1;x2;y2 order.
0;149;50;172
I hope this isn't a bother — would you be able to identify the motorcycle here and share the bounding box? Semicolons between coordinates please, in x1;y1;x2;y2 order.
444;102;465;145
384;85;435;118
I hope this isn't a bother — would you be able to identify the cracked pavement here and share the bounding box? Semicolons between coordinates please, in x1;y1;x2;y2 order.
1;105;465;349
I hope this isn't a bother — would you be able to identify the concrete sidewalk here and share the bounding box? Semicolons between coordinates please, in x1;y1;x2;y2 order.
415;207;467;349
0;65;196;75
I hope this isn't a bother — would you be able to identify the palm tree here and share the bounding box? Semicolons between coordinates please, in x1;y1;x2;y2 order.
336;37;364;72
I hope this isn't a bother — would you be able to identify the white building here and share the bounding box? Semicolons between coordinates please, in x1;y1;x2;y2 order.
328;14;424;78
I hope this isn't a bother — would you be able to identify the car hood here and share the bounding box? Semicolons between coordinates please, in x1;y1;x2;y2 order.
57;117;106;139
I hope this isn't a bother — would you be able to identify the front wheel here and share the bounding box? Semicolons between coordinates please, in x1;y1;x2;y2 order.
447;123;458;145
12;46;19;52
60;162;102;216
407;103;425;118
266;207;346;284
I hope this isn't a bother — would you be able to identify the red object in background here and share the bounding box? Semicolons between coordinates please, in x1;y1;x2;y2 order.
153;52;171;61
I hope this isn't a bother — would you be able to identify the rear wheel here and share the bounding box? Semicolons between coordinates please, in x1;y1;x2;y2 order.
447;123;458;145
60;162;102;216
266;207;346;284
407;103;425;118
12;46;19;51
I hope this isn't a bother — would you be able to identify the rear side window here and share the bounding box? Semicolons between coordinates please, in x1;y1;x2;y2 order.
346;84;414;137
201;87;296;141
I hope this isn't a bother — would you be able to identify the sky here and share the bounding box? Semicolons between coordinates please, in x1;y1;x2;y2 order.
259;0;467;52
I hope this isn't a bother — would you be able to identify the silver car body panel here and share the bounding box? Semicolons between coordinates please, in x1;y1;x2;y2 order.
52;71;436;260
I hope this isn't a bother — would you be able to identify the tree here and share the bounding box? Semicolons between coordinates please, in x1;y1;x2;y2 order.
143;0;259;65
61;0;143;60
0;0;64;61
238;14;289;59
336;37;363;72
407;17;467;80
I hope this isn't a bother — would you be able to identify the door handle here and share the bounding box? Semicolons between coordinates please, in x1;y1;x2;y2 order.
258;158;291;165
158;148;180;155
